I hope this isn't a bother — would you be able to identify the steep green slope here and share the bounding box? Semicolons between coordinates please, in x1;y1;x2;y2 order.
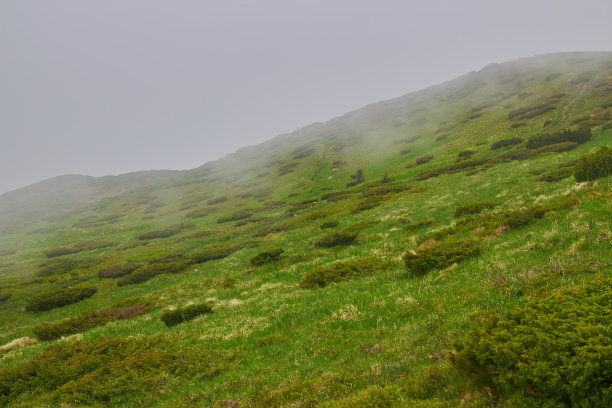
0;52;611;407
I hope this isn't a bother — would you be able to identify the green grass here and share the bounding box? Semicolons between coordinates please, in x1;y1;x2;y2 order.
0;52;611;407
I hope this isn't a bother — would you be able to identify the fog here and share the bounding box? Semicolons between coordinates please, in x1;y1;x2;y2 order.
1;0;611;194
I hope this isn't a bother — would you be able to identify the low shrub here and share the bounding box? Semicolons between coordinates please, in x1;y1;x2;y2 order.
116;259;190;286
299;257;387;289
185;207;214;219
0;292;11;303
0;335;226;406
400;149;411;155
44;240;119;258
490;137;523;150
278;162;298;176
33;300;153;341
401;218;435;231
136;223;194;240
507;102;556;121
526;128;591;149
37;258;83;277
538;166;574;182
574;145;612;181
320;220;339;229
403;239;480;277
415;154;433;165
250;247;284;266
346;169;365;187
217;208;256;224
457;149;475;159
161;303;213;327
292;146;316;159
454;201;498;217
451;275;612;407
207;196;227;205
352;194;394;212
190;242;244;264
314;228;359;247
98;263;141;279
321;191;353;202
417;158;488;180
25;283;98;312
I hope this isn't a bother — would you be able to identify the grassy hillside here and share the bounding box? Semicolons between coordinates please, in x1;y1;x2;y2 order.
0;51;611;407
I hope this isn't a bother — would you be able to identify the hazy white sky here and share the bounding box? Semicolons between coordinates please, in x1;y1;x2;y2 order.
1;0;611;193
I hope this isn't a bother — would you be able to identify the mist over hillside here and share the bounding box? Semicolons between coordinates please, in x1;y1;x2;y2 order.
0;52;611;407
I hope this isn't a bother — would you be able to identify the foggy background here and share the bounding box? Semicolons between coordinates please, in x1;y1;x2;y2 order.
1;0;611;194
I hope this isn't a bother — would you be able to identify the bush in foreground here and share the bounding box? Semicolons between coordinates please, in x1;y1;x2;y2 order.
25;283;98;312
451;275;612;407
314;229;359;247
161;303;213;327
574;145;612;181
250;247;284;266
403;239;480;277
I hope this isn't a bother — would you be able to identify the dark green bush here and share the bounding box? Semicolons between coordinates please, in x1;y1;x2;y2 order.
454;201;498;217
507;102;556;121
185;207;214;219
278;162;298;176
0;292;11;303
416;158;488;180
0;336;225;407
320;220;339;229
574;145;612;181
321;191;353;202
25;283;98;312
217;208;256;224
491;138;523;150
207;196;227;205
451;275;612;407
299;257;387;289
250;247;284;266
190;242;244;264
136;223;194;240
44;240;119;258
401;218;435;231
98;263;141;279
161;303;213;327
403;239;480;277
526;128;591;149
457;149;475;159
400;149;411;155
538;166;574;182
415;155;433;165
346;169;365;187
292;146;316;159
33;301;153;341
44;247;80;258
352;194;394;212
116;259;190;286
315;228;359;247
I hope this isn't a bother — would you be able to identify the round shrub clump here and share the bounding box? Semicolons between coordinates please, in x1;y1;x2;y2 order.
25;283;98;312
574;145;612;182
161;303;213;327
249;247;284;266
403;239;480;277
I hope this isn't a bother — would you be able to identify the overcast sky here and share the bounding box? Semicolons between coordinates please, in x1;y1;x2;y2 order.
1;0;611;193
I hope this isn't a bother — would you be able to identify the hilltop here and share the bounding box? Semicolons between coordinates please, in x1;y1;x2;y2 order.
0;51;611;407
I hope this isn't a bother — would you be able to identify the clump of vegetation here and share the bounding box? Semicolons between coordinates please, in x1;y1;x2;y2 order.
250;247;284;266
161;303;213;327
457;149;475;159
352;194;394;212
0;335;226;406
321;191;353;202
136;223;194;240
190;241;246;264
185;207;214;219
25;283;98;312
292;146;316;159
403;239;480;277
454;201;498;217
525;128;591;149
507;101;556;121
538;166;574;182
491;138;523;150
37;258;99;277
217;208;256;224
574;145;612;181
401;218;435;231
287;199;318;213
0;291;11;303
346;169;365;187
400;149;411;155
416;158;488;180
44;240;119;258
314;222;378;248
207;196;227;205
278;162;299;176
117;255;192;286
299;257;387;289
320;220;339;229
98;263;141;279
451;275;612;407
33;299;153;341
415;154;433;165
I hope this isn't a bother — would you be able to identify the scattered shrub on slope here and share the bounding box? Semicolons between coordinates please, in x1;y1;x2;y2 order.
403;239;480;277
320;219;340;229
250;247;284;266
98;263;141;279
136;223;194;240
526;128;591;149
25;283;98;312
574;145;612;181
491;137;523;150
401;218;435;231
451;275;612;407
161;303;213;327
415;154;433;165
346;169;365;187
33;299;153;341
300;257;387;289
